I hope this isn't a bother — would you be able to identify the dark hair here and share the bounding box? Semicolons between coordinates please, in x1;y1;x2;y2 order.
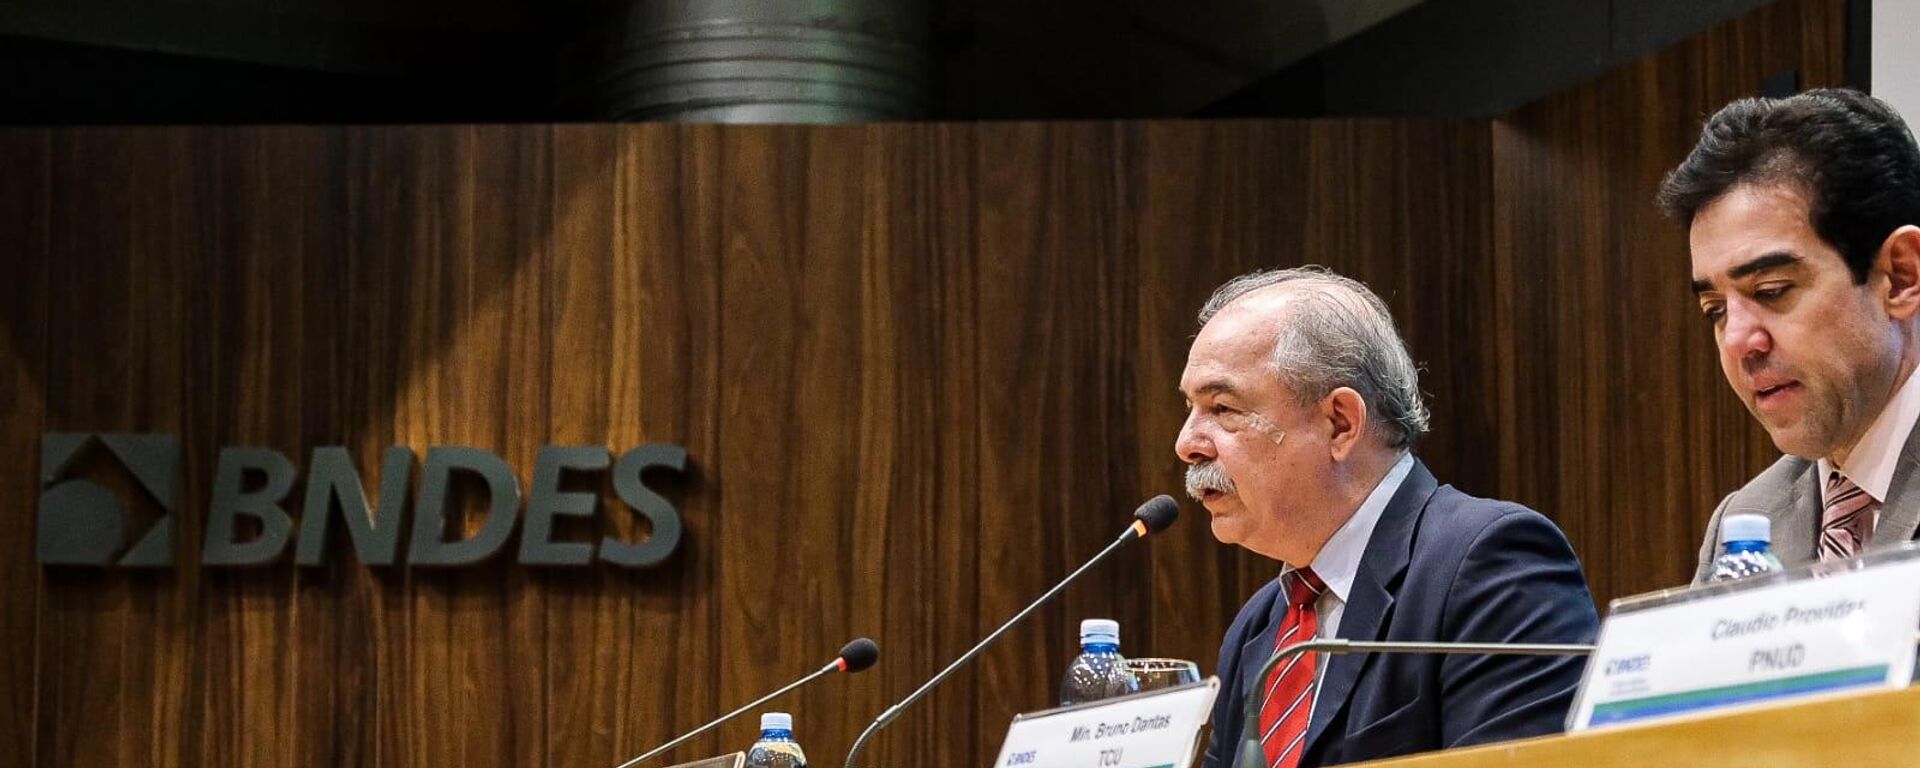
1657;88;1920;282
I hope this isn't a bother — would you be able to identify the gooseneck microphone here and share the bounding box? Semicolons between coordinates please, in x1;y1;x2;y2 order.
842;496;1181;768
615;637;880;768
1232;638;1595;768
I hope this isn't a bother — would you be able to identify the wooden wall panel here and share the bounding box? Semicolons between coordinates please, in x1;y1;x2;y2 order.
544;123;620;768
968;120;1155;746
598;122;726;764
0;118;1485;768
712;125;878;766
1491;0;1846;605
289;126;364;768
39;128;183;768
854;123;985;768
348;128;425;768
0;126;49;768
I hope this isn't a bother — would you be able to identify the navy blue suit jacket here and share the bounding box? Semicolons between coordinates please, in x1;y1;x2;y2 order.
1203;460;1598;768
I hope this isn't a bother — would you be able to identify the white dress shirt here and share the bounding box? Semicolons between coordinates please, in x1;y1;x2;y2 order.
1279;451;1415;665
1817;367;1920;523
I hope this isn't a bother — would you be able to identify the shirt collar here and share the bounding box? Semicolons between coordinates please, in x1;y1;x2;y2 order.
1284;451;1415;605
1818;366;1920;503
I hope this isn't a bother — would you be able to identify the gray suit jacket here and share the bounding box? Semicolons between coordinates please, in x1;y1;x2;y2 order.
1693;419;1920;583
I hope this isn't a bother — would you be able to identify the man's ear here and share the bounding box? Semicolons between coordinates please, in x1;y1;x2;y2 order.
1880;225;1920;321
1323;387;1369;461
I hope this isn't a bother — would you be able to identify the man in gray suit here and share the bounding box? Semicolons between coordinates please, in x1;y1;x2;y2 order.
1660;88;1920;581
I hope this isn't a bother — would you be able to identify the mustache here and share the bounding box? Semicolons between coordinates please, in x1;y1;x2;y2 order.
1742;358;1798;381
1184;461;1236;501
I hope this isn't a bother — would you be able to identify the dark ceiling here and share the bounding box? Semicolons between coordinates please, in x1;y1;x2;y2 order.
0;0;1847;124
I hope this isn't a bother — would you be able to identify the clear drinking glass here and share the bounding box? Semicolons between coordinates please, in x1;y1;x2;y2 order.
1123;658;1201;691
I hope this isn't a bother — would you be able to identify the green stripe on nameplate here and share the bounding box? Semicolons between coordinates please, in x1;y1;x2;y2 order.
1590;664;1888;723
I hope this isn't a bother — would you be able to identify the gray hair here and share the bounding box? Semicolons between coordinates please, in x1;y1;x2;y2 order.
1197;266;1431;448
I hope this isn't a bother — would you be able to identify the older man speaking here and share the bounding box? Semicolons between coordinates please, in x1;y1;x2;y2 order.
1177;267;1597;768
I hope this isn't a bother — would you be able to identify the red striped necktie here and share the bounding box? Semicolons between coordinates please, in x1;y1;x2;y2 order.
1258;568;1326;768
1821;471;1878;561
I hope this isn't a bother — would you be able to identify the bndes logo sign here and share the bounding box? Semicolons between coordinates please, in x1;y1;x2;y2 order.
37;433;181;566
37;433;688;568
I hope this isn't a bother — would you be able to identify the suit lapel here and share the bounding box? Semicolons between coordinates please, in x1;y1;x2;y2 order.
1772;465;1821;565
1303;460;1437;758
1237;581;1291;707
1874;412;1920;545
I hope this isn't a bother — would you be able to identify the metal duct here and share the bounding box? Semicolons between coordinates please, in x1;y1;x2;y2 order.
601;0;927;123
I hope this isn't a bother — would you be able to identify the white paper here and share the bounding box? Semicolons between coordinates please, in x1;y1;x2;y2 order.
1569;558;1920;729
991;680;1219;768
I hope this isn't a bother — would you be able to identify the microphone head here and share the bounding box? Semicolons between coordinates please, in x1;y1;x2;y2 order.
838;637;880;673
1133;495;1180;535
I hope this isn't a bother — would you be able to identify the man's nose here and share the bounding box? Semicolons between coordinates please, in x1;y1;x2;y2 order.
1721;300;1773;360
1175;413;1214;465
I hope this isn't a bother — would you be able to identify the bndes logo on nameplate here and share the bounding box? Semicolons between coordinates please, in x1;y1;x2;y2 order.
992;680;1218;768
36;433;688;568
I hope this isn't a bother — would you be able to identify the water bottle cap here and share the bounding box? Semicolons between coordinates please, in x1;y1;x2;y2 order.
1080;618;1120;645
760;712;792;732
1721;513;1771;544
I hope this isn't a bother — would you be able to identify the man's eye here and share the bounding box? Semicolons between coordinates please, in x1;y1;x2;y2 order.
1216;409;1250;432
1700;303;1725;324
1754;284;1791;301
1210;404;1239;416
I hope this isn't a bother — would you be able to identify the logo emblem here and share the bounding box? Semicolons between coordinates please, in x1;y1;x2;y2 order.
37;433;179;566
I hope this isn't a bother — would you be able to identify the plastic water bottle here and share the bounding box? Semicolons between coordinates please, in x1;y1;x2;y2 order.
744;712;807;768
1708;513;1785;582
1060;618;1140;706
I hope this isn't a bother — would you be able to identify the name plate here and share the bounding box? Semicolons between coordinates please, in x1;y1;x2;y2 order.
1569;553;1920;730
991;679;1218;768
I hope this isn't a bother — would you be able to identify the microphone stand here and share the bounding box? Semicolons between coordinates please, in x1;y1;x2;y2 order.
617;659;843;768
843;527;1142;768
1233;638;1595;768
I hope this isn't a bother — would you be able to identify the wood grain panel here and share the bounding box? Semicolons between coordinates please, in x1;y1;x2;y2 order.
710;124;911;764
38;127;162;768
542;121;621;768
852;122;985;768
201;124;312;768
0;127;50;768
341;126;428;768
285;125;365;768
459;124;549;768
395;125;537;768
601;122;726;763
972;121;1137;742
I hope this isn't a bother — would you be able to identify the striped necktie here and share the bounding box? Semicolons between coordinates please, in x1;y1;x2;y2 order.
1820;471;1878;561
1258;568;1325;768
